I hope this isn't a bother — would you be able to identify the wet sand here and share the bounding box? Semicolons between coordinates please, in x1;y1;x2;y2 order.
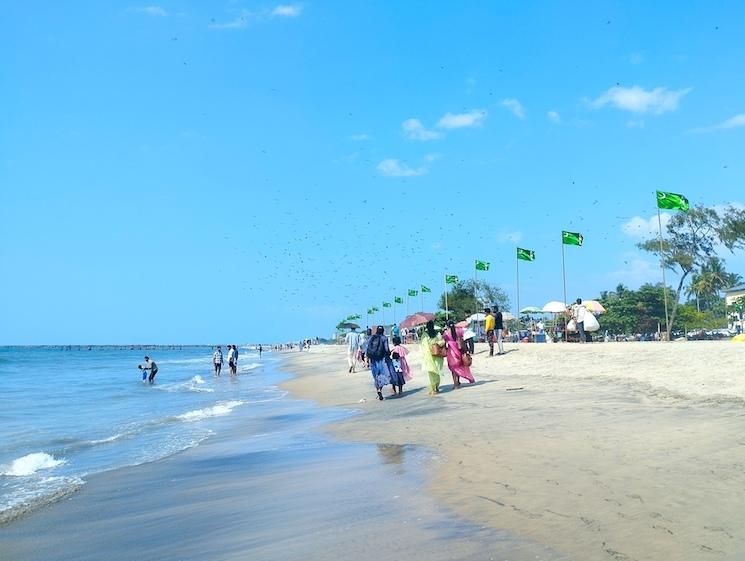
282;341;745;561
1;364;564;561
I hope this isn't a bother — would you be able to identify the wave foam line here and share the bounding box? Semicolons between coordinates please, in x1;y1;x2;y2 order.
0;453;65;477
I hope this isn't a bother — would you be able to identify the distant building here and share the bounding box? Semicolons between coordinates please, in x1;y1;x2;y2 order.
725;284;745;334
725;284;745;307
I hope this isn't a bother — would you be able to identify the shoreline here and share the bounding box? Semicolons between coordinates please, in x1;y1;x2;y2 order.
280;341;745;561
1;350;563;561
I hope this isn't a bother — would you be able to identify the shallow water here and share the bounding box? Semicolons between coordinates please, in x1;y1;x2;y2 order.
1;349;569;561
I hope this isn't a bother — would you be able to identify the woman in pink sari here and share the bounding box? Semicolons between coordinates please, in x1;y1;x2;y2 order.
443;320;474;388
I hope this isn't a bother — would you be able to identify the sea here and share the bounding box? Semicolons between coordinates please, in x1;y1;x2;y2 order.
0;345;275;524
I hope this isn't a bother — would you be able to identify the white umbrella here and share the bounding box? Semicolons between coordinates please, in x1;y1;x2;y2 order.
542;301;568;313
466;313;486;322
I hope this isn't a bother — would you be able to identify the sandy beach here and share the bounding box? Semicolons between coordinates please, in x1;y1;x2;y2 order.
282;341;745;561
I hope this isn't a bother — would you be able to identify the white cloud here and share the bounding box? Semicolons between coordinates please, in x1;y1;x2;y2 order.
131;6;167;16
621;214;671;239
377;159;427;177
210;4;302;29
501;98;525;119
547;110;561;124
402;118;443;141
606;257;659;288
694;113;745;133
496;230;523;243
349;133;371;141
591;85;691;115
210;9;251;29
271;4;302;17
437;109;487;129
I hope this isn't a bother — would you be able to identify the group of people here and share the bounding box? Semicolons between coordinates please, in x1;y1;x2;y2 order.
345;316;483;399
212;345;240;376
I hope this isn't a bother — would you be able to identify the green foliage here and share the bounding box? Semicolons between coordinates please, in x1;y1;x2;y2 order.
438;279;510;321
637;205;745;338
598;283;728;335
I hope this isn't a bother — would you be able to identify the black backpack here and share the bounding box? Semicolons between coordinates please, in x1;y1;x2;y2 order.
366;335;386;360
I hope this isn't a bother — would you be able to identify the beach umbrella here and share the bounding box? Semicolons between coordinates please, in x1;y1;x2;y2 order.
582;300;606;314
542;301;568;313
502;312;516;321
520;306;544;314
399;312;435;329
466;313;486;322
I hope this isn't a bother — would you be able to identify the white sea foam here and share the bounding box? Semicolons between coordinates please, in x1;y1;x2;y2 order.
88;434;124;445
239;362;262;372
175;400;245;422
1;452;65;477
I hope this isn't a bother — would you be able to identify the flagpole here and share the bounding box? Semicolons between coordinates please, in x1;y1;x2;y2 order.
444;277;449;320
561;237;568;342
516;252;521;331
657;207;671;340
420;291;423;313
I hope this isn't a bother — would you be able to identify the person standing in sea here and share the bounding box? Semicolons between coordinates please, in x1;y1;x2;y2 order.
213;346;223;376
419;321;445;396
443;320;475;388
227;345;236;375
139;356;158;384
232;345;239;374
345;327;361;373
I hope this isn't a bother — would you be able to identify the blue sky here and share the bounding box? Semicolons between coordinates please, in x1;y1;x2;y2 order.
2;1;744;344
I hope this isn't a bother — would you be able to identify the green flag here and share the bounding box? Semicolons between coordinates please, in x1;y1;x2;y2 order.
371;306;379;312
352;315;361;320
656;190;689;212
408;289;418;296
562;231;583;246
394;296;403;304
445;274;459;284
382;302;391;308
517;247;535;261
475;260;490;271
421;285;431;293
367;309;373;315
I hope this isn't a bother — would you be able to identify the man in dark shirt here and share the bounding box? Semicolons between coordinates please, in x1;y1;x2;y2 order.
494;306;505;355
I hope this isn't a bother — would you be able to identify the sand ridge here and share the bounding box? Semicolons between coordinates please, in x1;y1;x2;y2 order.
282;341;745;561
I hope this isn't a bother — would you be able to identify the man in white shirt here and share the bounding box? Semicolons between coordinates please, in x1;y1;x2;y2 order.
344;327;360;373
573;298;587;343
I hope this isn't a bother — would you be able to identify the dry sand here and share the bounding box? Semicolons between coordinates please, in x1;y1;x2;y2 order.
282;341;745;561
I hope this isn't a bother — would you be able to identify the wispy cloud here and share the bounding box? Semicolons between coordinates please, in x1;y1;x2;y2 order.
210;4;302;29
547;110;561;124
437;109;487;129
271;4;302;17
621;214;671;239
496;230;523;243
501;98;525;119
349;133;371;141
692;113;745;133
606;256;659;287
130;6;167;16
590;85;691;115
402;118;443;141
377;159;428;177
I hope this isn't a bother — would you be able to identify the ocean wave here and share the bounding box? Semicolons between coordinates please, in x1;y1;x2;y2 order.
239;362;262;372
0;453;65;477
174;400;245;422
155;375;215;394
87;433;124;445
0;475;84;525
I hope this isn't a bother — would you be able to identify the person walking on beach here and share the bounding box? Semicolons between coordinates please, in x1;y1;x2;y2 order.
139;356;158;384
443;320;475;388
390;336;411;382
572;298;587;343
420;321;445;395
484;308;495;356
360;328;372;368
258;344;262;357
345;327;361;373
366;326;395;400
494;305;505;355
213;346;223;376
